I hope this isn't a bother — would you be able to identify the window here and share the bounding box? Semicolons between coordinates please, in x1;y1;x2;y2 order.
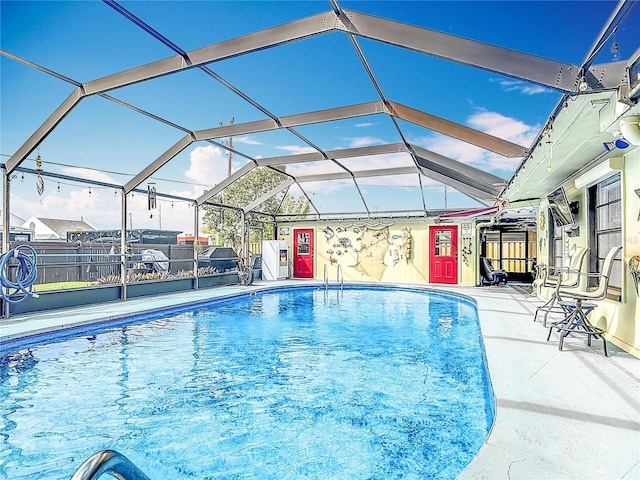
296;232;310;255
588;173;622;294
434;230;452;256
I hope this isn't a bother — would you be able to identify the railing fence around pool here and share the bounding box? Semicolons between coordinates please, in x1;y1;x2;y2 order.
0;242;262;317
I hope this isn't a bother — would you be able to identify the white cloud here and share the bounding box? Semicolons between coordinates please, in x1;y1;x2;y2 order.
285;152;419;196
61;167;118;184
276;145;317;154
354;122;375;128
185;145;228;187
412;109;539;174
493;78;551;95
298;179;352;195
344;136;384;148
356;174;422;188
467;110;538;147
235;136;262;145
284;161;339;177
12;183;122;230
10;144;251;233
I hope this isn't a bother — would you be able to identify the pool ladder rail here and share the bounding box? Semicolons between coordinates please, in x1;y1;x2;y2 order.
71;450;151;480
323;264;344;290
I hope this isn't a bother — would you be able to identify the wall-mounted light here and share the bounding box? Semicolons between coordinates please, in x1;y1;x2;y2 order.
569;201;579;215
614;134;630;149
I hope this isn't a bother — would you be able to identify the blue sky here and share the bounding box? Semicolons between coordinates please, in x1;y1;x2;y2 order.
1;1;638;232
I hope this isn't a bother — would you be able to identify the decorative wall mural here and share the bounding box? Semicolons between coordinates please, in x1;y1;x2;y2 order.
321;223;412;281
352;226;391;280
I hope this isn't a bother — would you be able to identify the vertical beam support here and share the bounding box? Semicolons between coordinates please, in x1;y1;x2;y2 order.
499;230;504;271
193;202;199;290
120;190;128;301
241;211;247;261
2;169;9;254
2;169;10;318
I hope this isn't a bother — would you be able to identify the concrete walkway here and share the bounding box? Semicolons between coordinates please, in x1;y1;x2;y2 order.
452;284;640;480
1;281;638;479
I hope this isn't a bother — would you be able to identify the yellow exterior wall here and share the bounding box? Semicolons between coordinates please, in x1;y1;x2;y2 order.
277;219;479;286
536;150;640;357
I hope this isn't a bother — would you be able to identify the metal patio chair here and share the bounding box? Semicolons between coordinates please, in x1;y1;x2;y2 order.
546;245;622;356
534;246;589;326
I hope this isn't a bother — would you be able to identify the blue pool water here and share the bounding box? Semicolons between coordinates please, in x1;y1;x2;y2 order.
0;286;494;479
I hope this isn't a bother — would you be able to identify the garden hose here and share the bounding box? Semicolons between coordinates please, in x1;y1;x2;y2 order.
0;245;40;304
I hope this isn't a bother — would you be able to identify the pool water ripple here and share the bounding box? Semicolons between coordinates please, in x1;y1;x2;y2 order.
1;286;494;479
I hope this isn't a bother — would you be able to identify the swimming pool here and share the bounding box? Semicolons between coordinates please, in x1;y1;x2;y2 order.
0;285;494;479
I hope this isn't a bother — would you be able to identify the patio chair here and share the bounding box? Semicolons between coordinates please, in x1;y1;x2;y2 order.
534;246;589;326
480;257;508;285
546;245;622;356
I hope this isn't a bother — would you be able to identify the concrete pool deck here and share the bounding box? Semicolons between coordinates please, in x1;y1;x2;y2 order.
1;280;638;479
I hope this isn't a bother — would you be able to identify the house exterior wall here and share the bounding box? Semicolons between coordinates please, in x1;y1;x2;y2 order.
277;218;480;287
536;150;640;358
21;216;59;240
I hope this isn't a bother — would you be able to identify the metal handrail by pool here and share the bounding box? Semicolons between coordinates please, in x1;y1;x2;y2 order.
323;264;329;290
70;449;151;480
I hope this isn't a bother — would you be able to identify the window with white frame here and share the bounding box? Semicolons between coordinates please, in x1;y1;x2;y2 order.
588;173;622;294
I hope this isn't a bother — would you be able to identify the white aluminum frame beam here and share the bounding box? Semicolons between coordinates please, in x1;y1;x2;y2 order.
256;143;409;167
124;134;195;193
4;3;628;221
193;101;385;141
242;178;295;213
5;88;85;174
82;11;340;95
123;102;388;194
419;167;496;201
125;94;517;194
295;166;417;183
5;5;626;178
388;101;528;157
411;145;504;199
196;162;256;206
3;11;341;175
337;9;584;93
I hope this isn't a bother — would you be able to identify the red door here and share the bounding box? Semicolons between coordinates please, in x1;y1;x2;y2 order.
293;228;314;278
429;226;458;284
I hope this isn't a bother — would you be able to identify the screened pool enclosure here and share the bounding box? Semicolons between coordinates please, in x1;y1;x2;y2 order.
1;1;639;311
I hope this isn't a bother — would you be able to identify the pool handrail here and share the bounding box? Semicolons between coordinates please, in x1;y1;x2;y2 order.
70;449;151;480
323;264;329;290
324;264;343;290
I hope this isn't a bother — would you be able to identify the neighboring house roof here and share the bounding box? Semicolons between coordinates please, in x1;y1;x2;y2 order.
21;217;96;240
0;211;27;228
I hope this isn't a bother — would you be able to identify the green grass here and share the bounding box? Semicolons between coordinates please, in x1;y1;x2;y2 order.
33;281;93;292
